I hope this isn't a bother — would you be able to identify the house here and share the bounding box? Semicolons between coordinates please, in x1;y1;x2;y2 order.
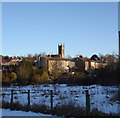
74;56;105;72
74;57;91;72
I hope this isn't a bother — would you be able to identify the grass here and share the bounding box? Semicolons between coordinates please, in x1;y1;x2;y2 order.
2;100;50;114
2;100;119;117
110;91;120;102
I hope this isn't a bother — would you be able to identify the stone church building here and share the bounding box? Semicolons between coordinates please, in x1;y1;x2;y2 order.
38;44;75;74
37;44;103;75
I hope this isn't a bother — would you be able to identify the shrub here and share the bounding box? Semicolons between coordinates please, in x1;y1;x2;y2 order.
2;100;118;117
32;72;50;84
40;71;50;84
2;72;10;85
9;72;17;84
72;72;88;79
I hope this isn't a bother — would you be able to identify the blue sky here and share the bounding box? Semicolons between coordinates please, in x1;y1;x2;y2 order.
2;2;118;58
119;2;120;31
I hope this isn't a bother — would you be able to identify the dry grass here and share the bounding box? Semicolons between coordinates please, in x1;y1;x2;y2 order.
110;91;120;102
2;100;119;117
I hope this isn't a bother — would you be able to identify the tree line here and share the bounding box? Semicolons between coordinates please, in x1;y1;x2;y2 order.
2;59;50;86
1;53;120;86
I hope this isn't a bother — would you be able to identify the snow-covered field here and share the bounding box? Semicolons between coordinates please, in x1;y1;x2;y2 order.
1;108;52;116
1;84;120;116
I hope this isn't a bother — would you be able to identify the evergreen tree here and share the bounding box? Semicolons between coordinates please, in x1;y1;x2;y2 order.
17;59;34;85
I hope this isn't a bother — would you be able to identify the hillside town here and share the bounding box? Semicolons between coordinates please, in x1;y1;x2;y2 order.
1;44;110;74
1;44;120;117
1;1;120;117
0;44;119;86
1;44;108;69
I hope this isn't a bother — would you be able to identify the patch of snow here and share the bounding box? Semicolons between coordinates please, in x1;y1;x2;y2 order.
1;84;120;116
1;108;52;116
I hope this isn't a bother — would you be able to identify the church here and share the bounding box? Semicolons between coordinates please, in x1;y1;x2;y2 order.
38;44;75;74
37;44;103;76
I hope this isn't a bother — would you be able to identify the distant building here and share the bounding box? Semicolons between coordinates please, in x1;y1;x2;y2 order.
38;44;75;74
74;56;104;72
1;56;22;66
36;44;105;74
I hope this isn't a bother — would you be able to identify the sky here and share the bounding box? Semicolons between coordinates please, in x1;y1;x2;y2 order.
2;2;118;58
0;2;2;55
119;2;120;31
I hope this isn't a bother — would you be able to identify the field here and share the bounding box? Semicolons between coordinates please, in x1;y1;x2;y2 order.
1;84;120;116
1;108;52;116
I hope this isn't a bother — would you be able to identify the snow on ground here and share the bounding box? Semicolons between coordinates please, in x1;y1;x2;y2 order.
1;84;120;116
1;108;52;116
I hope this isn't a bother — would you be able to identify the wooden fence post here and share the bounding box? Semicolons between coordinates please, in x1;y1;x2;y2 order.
11;89;13;104
28;90;30;106
50;90;53;111
86;90;90;116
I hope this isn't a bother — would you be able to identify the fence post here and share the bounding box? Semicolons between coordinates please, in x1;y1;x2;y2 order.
28;90;30;106
86;90;90;116
50;90;53;111
11;89;13;104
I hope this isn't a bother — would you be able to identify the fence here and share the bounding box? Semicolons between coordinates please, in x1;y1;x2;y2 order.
2;89;90;115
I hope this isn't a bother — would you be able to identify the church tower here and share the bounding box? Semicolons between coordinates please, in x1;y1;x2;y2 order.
58;44;64;58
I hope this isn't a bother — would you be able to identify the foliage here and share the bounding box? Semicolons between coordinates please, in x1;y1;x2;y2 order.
92;61;119;85
40;71;50;83
9;72;17;83
2;72;10;85
49;61;63;80
32;67;50;84
16;59;34;85
8;65;17;73
72;72;88;79
0;71;2;83
32;74;41;84
105;54;118;65
2;53;119;86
